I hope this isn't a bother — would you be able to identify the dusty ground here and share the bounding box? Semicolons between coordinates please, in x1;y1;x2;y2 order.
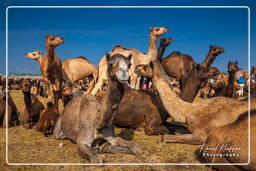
0;90;213;171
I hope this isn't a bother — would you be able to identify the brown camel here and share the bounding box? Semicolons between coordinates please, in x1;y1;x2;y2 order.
91;27;168;95
0;98;12;128
53;53;141;163
21;79;44;129
26;35;63;109
134;61;254;145
35;102;59;136
25;52;97;94
114;87;172;135
0;91;19;127
200;109;255;171
160;45;224;91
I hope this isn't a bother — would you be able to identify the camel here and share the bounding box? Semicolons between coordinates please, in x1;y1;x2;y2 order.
25;51;97;93
91;27;168;95
134;61;255;145
21;79;44;129
160;45;224;92
53;53;141;163
114;87;172;135
0;91;19;127
201;109;255;171
157;42;222;102
35;102;59;136
25;35;63;109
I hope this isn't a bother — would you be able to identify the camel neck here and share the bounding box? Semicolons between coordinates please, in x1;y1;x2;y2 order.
147;33;158;60
23;92;32;114
201;51;216;67
36;57;42;65
96;78;125;129
46;45;55;61
156;44;167;61
179;69;203;103
152;66;191;123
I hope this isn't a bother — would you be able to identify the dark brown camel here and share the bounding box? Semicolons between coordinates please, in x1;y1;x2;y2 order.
114;87;173;135
21;79;44;129
158;43;223;102
0;91;19;127
226;61;239;98
40;35;63;109
35;102;59;136
53;53;141;163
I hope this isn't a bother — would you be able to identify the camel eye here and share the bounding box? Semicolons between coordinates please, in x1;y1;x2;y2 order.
33;54;36;56
51;38;54;41
156;28;160;31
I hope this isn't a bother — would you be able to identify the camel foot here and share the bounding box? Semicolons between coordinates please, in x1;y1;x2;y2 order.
105;137;142;155
89;154;105;163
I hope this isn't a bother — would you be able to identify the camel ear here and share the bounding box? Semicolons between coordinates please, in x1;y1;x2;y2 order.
38;51;41;55
46;34;49;39
210;45;213;49
106;53;111;62
149;61;154;69
235;61;238;65
127;54;132;61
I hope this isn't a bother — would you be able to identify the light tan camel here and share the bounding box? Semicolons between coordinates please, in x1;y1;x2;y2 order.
134;61;255;145
25;51;97;93
91;27;168;95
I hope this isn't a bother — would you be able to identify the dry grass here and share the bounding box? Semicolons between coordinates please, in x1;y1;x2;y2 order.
0;90;212;170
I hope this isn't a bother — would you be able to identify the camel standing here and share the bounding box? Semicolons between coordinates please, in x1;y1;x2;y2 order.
25;51;97;93
91;27;168;95
33;35;63;109
53;53;141;163
134;61;254;145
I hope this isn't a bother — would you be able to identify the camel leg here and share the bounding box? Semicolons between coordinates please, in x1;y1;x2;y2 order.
77;134;104;163
161;132;206;145
91;81;103;95
41;77;53;100
53;117;65;139
98;136;141;155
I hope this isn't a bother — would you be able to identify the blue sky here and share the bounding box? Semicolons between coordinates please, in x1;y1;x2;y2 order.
0;0;255;74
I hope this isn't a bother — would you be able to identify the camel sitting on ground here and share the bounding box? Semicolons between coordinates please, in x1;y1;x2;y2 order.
35;102;59;136
21;79;44;129
53;53;141;163
134;61;255;145
0;91;19;127
201;108;255;171
91;27;168;95
25;51;97;94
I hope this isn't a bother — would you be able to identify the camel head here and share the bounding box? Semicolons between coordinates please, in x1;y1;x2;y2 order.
160;38;173;47
106;53;132;84
193;64;220;81
134;61;169;80
46;35;64;48
228;61;239;73
150;27;168;37
209;45;225;56
24;51;42;60
21;79;32;93
62;84;73;97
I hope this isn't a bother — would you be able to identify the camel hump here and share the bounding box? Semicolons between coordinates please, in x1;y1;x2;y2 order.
76;56;89;61
112;45;128;51
168;51;181;58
